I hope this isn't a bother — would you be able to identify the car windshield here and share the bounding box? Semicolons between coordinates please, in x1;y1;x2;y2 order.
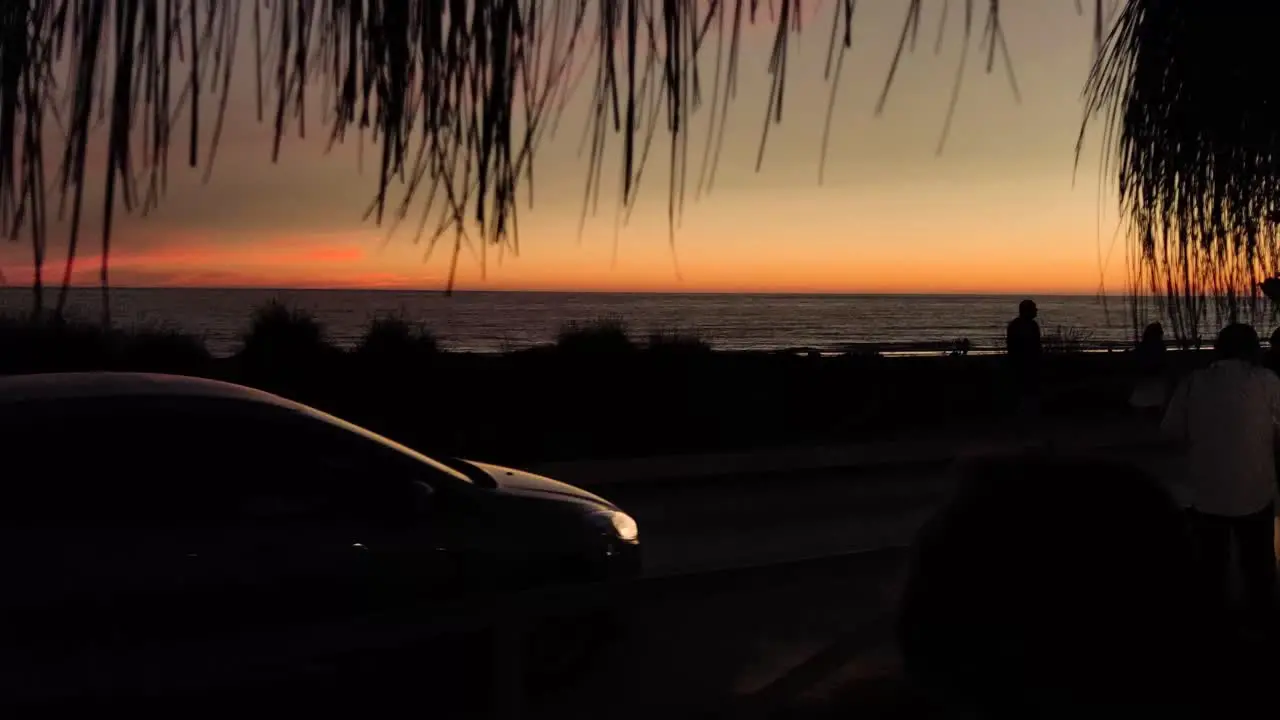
427;456;498;488
292;402;473;486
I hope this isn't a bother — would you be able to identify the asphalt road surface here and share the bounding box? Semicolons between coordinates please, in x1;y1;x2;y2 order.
531;549;911;719
613;465;955;577
30;444;1193;717
607;441;1185;577
526;443;1201;718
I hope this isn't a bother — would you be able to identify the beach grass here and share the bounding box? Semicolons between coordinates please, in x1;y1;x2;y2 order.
647;329;713;354
0;315;213;374
555;316;636;354
241;300;331;361
357;313;441;358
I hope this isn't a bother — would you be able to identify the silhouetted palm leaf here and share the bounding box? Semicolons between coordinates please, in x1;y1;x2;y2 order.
1082;2;1280;343
1;2;1106;317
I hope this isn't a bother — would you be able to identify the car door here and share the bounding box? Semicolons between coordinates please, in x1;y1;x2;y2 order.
157;400;467;656
0;394;476;703
0;399;229;700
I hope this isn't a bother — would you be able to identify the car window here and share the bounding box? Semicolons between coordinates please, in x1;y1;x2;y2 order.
0;396;439;529
0;403;195;527
211;422;420;526
149;400;437;528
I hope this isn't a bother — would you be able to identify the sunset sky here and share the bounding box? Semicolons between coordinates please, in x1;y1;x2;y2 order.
5;2;1128;295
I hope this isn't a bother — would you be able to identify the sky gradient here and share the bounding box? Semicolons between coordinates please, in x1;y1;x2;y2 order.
5;2;1126;295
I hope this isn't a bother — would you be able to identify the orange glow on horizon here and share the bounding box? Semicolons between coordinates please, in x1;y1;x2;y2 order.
2;225;1129;296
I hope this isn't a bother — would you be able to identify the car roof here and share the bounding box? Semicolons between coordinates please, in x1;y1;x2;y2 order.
0;372;299;409
0;372;477;485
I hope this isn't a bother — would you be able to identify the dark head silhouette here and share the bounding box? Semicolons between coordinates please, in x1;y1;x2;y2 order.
897;453;1205;715
1260;278;1280;305
1215;323;1261;364
1018;299;1038;320
1141;322;1163;345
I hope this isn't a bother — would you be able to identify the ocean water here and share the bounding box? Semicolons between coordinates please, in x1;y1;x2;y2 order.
0;288;1147;357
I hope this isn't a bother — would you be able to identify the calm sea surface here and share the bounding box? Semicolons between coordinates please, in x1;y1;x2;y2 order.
0;288;1150;357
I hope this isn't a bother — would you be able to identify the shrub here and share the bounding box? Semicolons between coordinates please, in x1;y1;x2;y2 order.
0;315;211;375
356;314;440;359
555;315;635;353
646;329;712;353
239;300;332;365
1044;325;1095;354
120;325;211;372
0;315;117;373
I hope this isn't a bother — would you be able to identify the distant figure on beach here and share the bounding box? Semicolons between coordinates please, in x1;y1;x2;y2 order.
1161;323;1280;633
1129;322;1168;416
1006;299;1042;362
1005;300;1042;421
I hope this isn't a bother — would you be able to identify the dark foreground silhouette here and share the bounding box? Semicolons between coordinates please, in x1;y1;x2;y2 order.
898;453;1271;717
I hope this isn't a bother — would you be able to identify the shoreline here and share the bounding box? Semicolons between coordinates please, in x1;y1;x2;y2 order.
1;290;1189;357
395;340;1172;359
0;305;1217;360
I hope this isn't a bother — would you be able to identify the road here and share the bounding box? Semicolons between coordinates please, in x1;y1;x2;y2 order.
526;442;1193;718
27;443;1184;717
617;465;953;577
605;441;1182;577
531;549;910;719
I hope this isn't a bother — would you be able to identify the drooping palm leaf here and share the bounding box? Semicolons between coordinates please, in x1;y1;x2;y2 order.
1082;2;1280;345
1;1;1101;319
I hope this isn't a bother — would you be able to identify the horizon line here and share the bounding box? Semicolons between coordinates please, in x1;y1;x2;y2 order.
10;284;1144;297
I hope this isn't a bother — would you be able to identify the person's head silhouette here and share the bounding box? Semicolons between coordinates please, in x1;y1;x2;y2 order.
1215;322;1261;364
898;453;1206;715
1018;299;1038;320
1142;322;1164;345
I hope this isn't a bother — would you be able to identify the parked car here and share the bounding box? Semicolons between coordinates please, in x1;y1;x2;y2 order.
0;372;640;709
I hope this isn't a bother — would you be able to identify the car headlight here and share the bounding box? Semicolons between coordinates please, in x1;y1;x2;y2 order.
589;510;639;543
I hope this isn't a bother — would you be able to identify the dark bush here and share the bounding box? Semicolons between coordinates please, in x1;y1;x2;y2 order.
646;329;712;354
1044;325;1095;354
555;316;634;354
239;300;331;362
0;316;117;373
356;314;440;359
119;325;212;373
234;301;340;403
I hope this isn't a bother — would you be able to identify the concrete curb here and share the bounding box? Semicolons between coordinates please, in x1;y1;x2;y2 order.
528;423;1167;488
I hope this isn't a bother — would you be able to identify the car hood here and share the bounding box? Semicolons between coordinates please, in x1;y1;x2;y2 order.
460;460;618;509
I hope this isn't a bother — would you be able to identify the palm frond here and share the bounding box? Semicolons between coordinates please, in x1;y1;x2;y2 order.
1;1;1101;316
1082;1;1280;343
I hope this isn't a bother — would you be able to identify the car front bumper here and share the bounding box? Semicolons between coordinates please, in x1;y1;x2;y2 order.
599;539;642;581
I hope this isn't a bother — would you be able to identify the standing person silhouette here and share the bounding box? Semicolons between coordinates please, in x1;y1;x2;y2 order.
1162;323;1280;636
1130;322;1169;418
1006;299;1042;439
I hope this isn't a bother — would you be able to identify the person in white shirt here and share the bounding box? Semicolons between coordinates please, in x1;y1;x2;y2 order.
1161;323;1280;627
